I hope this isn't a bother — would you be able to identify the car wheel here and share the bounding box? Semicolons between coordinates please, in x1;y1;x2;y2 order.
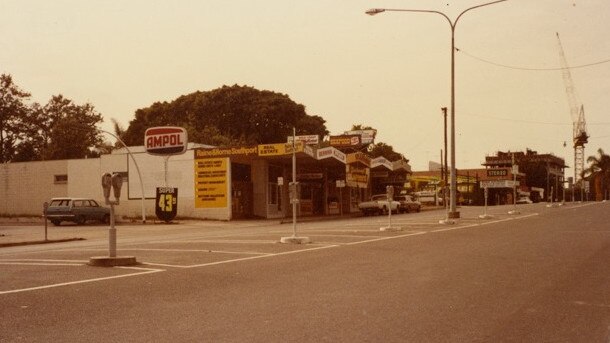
75;216;86;225
51;220;61;226
102;214;110;224
380;206;387;215
404;206;410;213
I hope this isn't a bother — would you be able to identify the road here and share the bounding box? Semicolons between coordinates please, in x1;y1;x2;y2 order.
1;202;609;342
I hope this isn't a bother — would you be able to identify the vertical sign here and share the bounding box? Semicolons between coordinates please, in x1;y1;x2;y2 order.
156;187;178;222
195;158;228;208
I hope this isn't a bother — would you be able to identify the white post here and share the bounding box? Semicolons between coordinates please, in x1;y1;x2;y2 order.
281;128;310;244
109;203;116;257
509;153;520;215
292;128;297;237
479;186;493;219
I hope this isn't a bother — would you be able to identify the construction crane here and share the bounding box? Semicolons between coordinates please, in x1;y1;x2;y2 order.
556;32;589;184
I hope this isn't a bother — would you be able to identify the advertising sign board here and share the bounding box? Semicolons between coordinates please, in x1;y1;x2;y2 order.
194;158;228;208
287;135;319;145
330;135;361;147
480;180;519;188
156;187;178;222
145;126;188;156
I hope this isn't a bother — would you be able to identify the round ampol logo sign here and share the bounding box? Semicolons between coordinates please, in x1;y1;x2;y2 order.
144;126;188;155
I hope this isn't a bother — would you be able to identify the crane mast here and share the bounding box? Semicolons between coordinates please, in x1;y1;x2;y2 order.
556;32;588;183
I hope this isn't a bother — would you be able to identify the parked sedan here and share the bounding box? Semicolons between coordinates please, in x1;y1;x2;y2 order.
358;194;400;216
395;195;421;213
46;198;110;226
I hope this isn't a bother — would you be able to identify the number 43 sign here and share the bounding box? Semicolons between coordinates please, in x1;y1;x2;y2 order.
156;187;178;222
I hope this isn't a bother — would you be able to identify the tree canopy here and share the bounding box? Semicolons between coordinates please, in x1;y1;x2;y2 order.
0;74;30;162
0;74;104;162
584;148;610;200
122;85;329;146
350;124;405;161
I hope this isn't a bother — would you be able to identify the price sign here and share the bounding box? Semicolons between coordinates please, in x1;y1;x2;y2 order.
156;187;178;222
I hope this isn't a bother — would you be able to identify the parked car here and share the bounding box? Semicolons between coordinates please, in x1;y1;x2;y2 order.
395;195;421;213
516;197;533;204
358;194;400;216
45;198;110;226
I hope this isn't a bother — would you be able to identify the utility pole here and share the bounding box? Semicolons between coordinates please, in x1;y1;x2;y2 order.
442;107;448;208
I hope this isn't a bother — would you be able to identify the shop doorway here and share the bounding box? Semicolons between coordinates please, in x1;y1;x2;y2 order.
232;163;253;218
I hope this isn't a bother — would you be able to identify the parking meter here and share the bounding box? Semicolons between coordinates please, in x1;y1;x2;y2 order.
386;185;394;200
102;173;112;201
111;173;123;200
289;182;300;204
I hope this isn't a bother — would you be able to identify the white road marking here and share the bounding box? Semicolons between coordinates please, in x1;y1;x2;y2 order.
0;258;88;263
344;231;428;245
0;266;164;295
80;248;270;256
0;262;83;266
430;214;539;233
1;211;545;293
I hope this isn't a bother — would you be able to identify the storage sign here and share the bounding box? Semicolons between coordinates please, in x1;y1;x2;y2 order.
145;126;188;156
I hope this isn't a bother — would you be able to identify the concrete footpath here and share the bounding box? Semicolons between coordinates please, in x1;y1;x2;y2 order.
0;217;84;247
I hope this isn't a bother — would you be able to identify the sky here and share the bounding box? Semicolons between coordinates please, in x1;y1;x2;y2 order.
1;0;609;173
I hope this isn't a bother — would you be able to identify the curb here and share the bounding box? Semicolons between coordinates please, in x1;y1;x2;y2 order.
0;237;85;248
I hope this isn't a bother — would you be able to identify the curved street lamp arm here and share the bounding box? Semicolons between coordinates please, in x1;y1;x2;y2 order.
99;129;147;223
367;8;452;27
455;0;508;27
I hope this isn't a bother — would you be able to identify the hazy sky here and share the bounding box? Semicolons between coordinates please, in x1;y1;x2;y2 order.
1;0;609;172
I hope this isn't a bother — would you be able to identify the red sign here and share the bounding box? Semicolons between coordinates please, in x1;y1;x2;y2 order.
145;127;188;155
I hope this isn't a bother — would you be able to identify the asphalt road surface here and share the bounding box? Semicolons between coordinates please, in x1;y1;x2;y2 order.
1;202;609;342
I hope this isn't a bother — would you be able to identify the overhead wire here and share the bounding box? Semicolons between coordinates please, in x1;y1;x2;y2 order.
456;47;610;71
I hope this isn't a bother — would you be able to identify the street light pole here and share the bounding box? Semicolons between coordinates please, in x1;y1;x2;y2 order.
366;0;508;219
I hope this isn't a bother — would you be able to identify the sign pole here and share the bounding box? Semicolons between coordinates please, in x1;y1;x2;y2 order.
508;154;520;215
43;202;48;241
281;128;310;244
479;187;493;219
292;127;297;237
380;186;401;231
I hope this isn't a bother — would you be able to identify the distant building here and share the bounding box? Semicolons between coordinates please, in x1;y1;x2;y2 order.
483;149;567;202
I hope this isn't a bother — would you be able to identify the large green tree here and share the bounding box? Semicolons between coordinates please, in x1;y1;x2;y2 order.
369;142;404;161
14;95;104;161
122;85;328;146
0;74;31;162
349;124;405;161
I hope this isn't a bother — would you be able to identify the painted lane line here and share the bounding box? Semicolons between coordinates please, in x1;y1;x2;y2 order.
0;262;83;266
140;245;340;269
0;258;89;263
80;248;270;256
168;239;279;244
303;234;386;238
430;213;539;233
0;267;164;295
183;244;339;268
140;262;191;268
344;231;428;246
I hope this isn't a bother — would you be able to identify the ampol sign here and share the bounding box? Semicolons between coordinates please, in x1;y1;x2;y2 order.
144;126;188;155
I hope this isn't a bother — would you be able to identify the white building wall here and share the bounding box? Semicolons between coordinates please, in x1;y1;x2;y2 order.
0;160;68;216
1;148;233;221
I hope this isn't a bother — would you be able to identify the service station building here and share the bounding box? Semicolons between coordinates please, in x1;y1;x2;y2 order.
1;136;412;221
